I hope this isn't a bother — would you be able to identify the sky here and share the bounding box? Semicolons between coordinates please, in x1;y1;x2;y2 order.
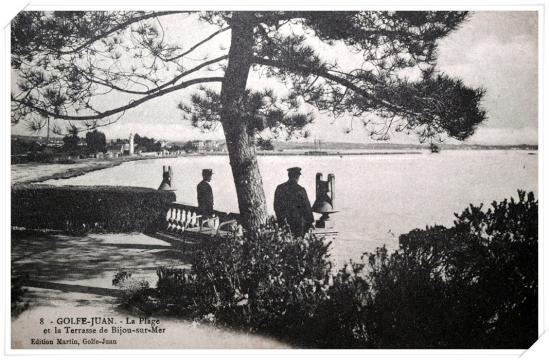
11;11;539;145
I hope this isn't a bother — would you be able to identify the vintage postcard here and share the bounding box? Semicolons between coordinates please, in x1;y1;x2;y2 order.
8;4;541;352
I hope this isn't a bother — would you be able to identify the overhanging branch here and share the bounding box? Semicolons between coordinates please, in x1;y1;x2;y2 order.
251;56;419;118
82;54;228;95
159;27;231;62
13;76;223;121
57;11;188;55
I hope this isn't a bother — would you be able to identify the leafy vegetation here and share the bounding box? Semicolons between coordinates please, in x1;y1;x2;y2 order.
62;125;81;151
154;220;332;338
86;129;107;153
115;190;537;348
133;133;162;152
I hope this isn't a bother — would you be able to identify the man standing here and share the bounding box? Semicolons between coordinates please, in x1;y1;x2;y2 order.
197;169;214;218
274;167;315;237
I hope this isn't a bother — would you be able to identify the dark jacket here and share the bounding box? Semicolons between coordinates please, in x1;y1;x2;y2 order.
197;180;214;217
274;180;314;237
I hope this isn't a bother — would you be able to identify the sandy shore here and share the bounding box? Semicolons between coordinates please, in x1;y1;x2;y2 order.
10;157;147;185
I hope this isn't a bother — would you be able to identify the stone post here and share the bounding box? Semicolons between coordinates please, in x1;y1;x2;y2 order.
158;166;175;191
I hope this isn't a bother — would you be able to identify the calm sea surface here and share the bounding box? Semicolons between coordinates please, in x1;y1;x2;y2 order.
46;150;538;264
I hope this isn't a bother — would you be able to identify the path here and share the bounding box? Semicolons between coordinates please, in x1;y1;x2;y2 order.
11;230;290;349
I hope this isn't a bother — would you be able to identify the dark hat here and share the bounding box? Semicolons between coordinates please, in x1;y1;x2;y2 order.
287;167;302;175
202;169;213;176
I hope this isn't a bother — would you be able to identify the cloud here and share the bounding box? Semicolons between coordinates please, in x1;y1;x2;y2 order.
437;11;538;132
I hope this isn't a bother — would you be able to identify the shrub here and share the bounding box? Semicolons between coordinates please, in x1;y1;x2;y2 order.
112;270;156;313
301;260;372;348
116;190;537;349
359;190;538;348
12;184;176;233
155;219;333;341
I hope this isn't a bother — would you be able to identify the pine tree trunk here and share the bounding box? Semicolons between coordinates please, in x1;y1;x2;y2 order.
219;13;268;232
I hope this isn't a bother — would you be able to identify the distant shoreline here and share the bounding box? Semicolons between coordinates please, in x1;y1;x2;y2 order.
11;148;537;185
191;148;537;157
259;151;425;156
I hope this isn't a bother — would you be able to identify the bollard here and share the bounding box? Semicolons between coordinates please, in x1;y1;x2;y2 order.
158;166;176;191
312;172;337;229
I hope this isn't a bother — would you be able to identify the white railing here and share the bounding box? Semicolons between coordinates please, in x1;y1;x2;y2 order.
164;202;241;236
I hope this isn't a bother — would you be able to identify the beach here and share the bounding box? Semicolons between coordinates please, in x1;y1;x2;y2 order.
10;157;150;185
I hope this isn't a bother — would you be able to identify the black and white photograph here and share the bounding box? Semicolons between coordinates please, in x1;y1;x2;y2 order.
7;3;541;353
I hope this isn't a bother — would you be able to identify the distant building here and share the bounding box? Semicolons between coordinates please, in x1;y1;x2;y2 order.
47;138;64;148
122;143;131;155
204;140;216;152
215;141;227;153
141;151;159;157
187;139;226;153
160;140;171;149
190;140;205;152
12;135;64;147
105;143;124;158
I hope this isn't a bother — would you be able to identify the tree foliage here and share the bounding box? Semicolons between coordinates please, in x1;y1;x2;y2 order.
62;124;80;151
12;11;485;143
134;133;161;152
85;129;106;153
256;138;274;151
179;87;314;138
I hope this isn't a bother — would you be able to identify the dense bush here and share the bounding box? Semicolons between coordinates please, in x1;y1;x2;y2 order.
117;190;537;349
349;190;538;348
26;151;57;163
12;184;176;233
112;270;157;313
155;220;333;341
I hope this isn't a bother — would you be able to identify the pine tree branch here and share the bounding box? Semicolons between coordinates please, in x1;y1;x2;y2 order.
56;11;187;55
81;54;228;95
251;56;418;118
158;27;230;62
13;76;223;121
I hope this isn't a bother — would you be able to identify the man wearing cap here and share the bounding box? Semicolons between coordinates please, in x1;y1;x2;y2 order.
197;169;214;218
274;167;315;237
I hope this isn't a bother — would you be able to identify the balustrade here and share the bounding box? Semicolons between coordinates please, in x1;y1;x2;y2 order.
163;202;241;237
